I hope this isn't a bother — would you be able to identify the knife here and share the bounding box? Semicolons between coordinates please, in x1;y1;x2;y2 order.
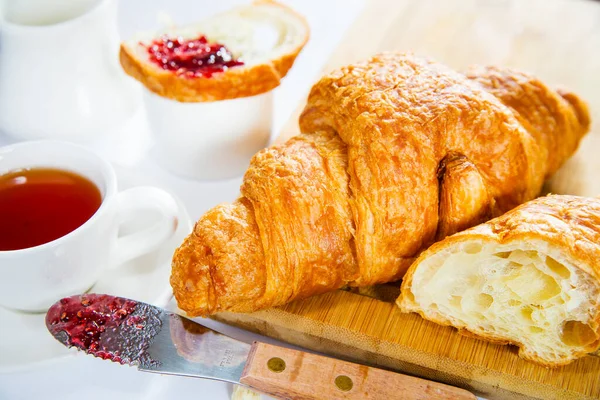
45;294;476;400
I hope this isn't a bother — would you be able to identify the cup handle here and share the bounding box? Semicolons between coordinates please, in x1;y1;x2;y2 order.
111;186;179;266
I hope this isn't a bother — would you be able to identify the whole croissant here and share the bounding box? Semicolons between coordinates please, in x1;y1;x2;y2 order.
171;53;590;316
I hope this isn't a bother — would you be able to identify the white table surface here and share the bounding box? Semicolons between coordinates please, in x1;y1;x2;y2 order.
0;0;366;399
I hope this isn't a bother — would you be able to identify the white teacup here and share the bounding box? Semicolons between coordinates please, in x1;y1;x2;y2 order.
0;141;180;312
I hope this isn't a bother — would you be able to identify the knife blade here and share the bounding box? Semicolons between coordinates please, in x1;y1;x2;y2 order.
46;294;476;400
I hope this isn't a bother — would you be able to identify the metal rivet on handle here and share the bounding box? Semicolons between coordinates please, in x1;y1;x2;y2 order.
267;357;286;373
335;375;353;391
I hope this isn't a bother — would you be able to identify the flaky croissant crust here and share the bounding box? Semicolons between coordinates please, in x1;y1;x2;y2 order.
171;53;590;316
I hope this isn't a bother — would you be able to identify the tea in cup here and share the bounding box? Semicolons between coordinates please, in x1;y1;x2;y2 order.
0;141;181;311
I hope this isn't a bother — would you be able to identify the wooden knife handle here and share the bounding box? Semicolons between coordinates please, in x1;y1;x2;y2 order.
239;342;476;400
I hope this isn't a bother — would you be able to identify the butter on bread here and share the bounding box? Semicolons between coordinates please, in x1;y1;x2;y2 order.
120;0;309;102
399;195;600;367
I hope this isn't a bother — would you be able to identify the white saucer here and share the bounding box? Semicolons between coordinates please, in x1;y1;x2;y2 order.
0;165;192;373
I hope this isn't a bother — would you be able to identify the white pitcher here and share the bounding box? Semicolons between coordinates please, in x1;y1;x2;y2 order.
0;0;138;141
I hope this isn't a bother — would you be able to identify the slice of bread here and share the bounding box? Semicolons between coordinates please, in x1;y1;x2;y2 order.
398;195;600;367
120;0;309;102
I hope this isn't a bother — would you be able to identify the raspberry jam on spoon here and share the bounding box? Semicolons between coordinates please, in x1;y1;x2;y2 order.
146;35;244;78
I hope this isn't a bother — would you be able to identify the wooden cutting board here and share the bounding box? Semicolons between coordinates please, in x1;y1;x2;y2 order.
215;0;600;399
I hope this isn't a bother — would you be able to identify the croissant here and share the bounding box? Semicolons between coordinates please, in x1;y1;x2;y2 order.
171;53;590;316
398;195;600;366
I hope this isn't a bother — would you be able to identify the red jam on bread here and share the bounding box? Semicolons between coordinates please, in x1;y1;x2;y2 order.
146;35;244;78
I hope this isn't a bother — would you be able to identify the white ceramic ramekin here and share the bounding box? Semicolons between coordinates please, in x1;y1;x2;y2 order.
143;90;273;180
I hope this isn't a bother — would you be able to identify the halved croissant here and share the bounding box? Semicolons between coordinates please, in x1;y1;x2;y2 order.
398;195;600;367
171;53;590;316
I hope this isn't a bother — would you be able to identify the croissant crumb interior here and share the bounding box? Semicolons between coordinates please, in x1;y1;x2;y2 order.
408;242;600;360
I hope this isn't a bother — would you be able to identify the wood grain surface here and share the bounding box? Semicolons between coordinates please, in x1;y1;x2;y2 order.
217;0;600;399
240;342;476;400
